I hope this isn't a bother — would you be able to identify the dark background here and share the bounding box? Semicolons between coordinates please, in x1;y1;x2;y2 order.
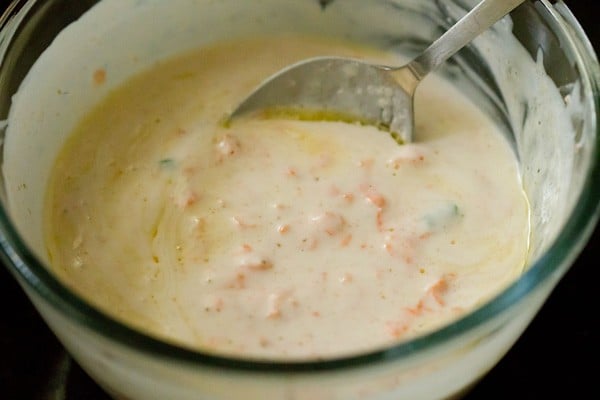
0;0;598;399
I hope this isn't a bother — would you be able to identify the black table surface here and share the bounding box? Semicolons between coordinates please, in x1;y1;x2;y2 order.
1;1;598;399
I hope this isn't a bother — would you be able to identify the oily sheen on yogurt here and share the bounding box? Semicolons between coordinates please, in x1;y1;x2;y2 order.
45;36;529;359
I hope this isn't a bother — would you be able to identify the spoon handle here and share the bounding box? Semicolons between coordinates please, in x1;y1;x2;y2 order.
405;0;525;85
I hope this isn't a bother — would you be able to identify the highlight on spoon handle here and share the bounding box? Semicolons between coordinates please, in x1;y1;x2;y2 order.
407;0;526;81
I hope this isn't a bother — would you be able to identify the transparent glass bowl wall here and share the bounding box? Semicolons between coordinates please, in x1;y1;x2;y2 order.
1;1;598;399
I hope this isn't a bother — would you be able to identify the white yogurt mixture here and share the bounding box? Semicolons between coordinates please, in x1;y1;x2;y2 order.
44;36;529;359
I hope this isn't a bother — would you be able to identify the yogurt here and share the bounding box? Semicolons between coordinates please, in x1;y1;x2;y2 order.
44;36;529;359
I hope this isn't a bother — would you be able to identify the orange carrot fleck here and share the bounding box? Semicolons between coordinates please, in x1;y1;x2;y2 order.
311;212;346;236
358;159;374;169
366;191;386;209
340;234;353;247
419;232;433;240
428;275;451;306
93;68;106;85
227;273;246;289
329;185;341;196
246;259;273;271
286;167;298;177
386;321;409;339
376;209;385;231
405;299;430;316
343;193;355;203
340;273;353;284
384;241;394;255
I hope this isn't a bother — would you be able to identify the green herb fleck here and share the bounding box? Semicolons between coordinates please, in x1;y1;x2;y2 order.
159;158;176;169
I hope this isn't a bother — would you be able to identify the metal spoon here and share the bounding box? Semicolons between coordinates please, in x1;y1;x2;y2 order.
228;0;525;144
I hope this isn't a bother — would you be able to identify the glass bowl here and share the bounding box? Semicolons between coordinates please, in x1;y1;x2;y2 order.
1;1;598;399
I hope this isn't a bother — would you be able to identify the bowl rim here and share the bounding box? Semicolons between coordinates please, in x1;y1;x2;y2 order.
1;0;599;373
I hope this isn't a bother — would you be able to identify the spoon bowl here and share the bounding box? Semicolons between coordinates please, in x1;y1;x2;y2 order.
229;0;526;144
